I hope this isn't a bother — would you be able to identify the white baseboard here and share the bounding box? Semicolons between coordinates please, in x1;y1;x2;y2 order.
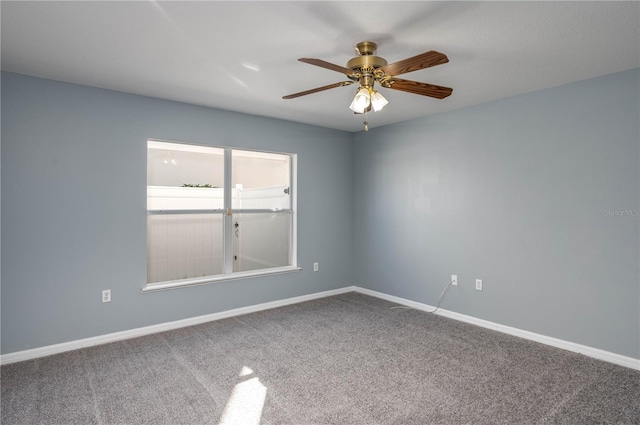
3;285;638;371
0;286;356;365
353;287;640;371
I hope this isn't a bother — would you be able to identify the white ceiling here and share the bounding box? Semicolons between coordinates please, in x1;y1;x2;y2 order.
2;1;639;132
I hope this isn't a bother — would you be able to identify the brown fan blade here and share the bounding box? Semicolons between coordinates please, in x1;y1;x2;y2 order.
282;81;354;99
385;78;452;99
379;51;449;76
298;58;355;76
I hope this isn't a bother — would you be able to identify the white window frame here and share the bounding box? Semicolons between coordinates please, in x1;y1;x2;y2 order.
143;139;299;293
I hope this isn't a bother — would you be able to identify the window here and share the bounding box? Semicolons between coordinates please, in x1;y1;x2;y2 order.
145;140;298;291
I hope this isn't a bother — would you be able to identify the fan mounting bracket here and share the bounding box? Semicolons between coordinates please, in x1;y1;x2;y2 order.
355;41;378;56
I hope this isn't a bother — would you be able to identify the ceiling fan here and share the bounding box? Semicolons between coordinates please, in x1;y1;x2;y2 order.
283;41;453;130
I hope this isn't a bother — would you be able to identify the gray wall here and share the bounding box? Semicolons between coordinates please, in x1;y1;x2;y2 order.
354;68;640;359
3;69;639;360
1;72;354;354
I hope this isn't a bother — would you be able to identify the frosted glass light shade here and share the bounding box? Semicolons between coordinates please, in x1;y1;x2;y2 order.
370;91;389;112
349;87;371;113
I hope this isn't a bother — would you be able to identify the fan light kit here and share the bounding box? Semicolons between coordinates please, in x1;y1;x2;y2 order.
349;87;388;113
283;41;453;131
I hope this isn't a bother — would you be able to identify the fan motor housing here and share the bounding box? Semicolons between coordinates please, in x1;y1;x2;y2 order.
347;55;387;72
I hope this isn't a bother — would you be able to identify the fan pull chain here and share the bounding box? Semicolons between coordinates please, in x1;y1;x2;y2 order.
363;112;369;132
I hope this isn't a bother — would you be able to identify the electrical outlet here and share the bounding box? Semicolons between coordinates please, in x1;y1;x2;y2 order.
102;289;111;303
313;262;319;272
475;279;483;291
451;274;458;286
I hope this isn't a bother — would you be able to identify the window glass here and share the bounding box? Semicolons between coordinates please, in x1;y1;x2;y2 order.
232;150;290;210
232;212;291;273
146;140;296;287
147;141;224;190
147;213;223;283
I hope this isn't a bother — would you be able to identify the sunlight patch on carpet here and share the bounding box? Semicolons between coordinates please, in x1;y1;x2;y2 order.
218;367;267;425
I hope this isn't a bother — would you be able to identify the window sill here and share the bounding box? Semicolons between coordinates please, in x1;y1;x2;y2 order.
141;265;302;293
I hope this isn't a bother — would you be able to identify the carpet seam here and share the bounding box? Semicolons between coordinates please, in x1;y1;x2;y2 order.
81;352;104;425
